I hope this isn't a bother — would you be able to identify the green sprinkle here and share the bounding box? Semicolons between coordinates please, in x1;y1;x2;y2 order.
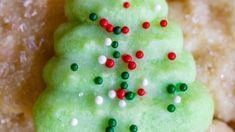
179;83;188;92
106;127;114;132
113;26;122;35
125;91;136;100
167;104;176;112
111;41;119;48
89;13;98;21
70;63;78;71
120;81;128;89
121;71;129;80
113;51;121;58
129;124;138;132
167;84;176;94
94;76;103;85
108;118;117;127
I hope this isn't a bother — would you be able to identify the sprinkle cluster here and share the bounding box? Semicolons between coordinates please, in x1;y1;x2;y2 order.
66;2;187;130
70;4;180;111
95;36;147;108
87;34;148;109
89;13;130;35
166;83;188;112
88;9;170;36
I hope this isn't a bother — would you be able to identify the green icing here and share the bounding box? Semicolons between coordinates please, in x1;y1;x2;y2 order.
34;0;214;132
54;20;183;59
34;82;213;132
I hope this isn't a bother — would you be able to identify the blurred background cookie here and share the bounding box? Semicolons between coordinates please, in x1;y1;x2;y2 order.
168;0;235;130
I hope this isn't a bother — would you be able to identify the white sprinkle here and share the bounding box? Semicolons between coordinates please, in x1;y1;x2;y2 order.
142;79;149;86
104;38;112;46
95;96;104;105
78;92;84;97
71;118;78;126
119;100;127;108
108;90;116;99
98;55;107;64
174;96;181;104
155;4;162;12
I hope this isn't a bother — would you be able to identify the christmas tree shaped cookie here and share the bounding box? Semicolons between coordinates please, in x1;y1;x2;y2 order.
33;0;214;132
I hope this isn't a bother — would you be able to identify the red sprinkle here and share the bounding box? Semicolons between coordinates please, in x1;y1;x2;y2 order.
136;50;144;59
137;88;146;96
128;61;137;70
123;2;130;8
122;26;129;34
106;24;114;32
105;58;115;68
160;20;168;27
100;18;109;28
116;89;126;99
142;22;150;29
168;52;176;60
122;54;132;63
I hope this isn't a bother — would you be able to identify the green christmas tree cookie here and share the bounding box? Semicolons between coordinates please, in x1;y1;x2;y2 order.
33;0;214;132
